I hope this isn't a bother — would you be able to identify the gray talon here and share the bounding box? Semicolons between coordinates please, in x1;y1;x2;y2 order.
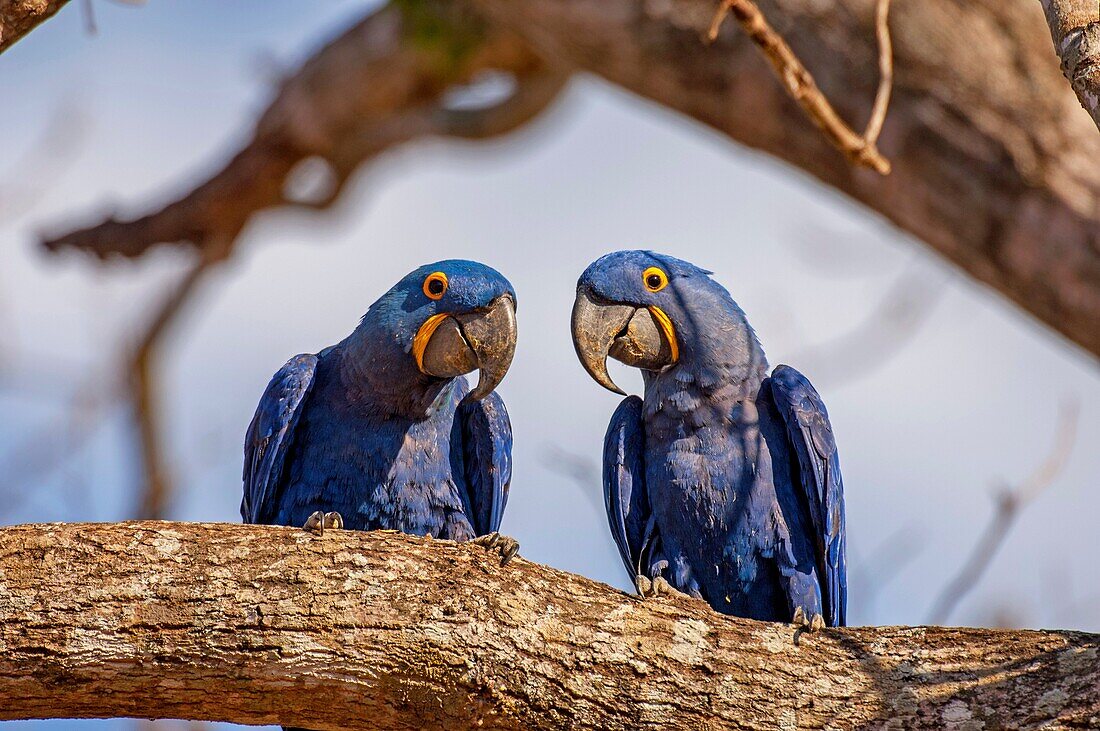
636;575;671;599
303;511;343;535
473;532;520;566
791;607;826;646
303;510;326;535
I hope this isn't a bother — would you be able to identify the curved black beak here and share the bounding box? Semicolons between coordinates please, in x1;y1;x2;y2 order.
416;295;517;401
571;289;676;395
456;294;517;400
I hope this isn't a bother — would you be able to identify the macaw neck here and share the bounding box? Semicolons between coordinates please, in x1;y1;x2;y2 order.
333;322;453;421
645;300;769;408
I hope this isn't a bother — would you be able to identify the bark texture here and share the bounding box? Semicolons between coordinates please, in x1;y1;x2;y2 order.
1039;0;1100;131
37;0;1100;359
0;0;67;53
0;521;1098;730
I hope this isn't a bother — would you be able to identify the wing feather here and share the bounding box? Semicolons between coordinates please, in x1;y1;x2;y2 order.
603;395;652;586
241;354;318;525
458;391;513;536
765;365;847;626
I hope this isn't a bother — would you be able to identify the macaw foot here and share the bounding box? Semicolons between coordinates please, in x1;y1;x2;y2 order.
302;511;344;536
635;575;672;599
791;606;826;646
471;531;520;566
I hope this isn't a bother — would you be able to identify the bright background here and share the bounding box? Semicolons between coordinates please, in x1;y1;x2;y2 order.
2;2;1098;729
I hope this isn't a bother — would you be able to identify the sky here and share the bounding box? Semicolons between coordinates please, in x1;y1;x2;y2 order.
2;2;1099;729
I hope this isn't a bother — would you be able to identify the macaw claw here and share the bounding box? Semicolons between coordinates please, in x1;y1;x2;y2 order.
303;511;344;536
792;606;826;645
635;575;672;599
472;531;520;566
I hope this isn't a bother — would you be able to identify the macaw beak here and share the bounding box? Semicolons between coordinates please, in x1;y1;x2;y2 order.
571;289;678;395
413;294;517;401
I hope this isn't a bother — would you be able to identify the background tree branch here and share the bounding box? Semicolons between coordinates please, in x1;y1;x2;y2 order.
1039;0;1100;130
36;0;1100;360
1;522;1098;730
0;0;69;54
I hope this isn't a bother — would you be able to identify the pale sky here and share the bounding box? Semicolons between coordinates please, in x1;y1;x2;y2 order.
2;2;1098;729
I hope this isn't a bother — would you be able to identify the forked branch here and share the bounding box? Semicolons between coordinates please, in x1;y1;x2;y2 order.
708;0;894;174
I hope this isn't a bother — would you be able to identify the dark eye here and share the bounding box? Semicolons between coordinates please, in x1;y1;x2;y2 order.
423;272;448;300
642;266;668;292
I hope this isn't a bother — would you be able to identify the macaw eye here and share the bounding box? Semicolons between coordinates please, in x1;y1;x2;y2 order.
642;266;668;293
423;272;448;300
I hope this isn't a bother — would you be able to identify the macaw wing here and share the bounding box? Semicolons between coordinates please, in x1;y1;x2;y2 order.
458;391;513;536
603;395;653;587
241;354;318;525
765;365;847;626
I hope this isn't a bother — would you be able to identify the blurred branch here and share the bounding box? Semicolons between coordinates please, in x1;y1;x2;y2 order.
0;0;69;53
706;0;893;174
1039;0;1100;132
847;524;924;620
468;0;1100;359
789;262;946;388
928;400;1081;625
0;371;118;517
540;445;604;515
40;2;568;260
129;253;220;520
0;102;91;220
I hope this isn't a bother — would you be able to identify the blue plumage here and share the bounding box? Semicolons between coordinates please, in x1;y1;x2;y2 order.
242;260;515;542
573;250;847;626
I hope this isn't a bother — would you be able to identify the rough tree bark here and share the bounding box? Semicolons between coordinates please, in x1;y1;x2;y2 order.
1039;0;1100;131
0;0;67;53
35;0;1100;359
1;522;1098;730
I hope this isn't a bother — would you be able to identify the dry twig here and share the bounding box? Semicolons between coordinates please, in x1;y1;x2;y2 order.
928;400;1081;625
707;0;894;174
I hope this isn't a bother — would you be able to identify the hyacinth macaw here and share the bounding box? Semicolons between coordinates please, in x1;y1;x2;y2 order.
242;259;519;563
571;250;846;627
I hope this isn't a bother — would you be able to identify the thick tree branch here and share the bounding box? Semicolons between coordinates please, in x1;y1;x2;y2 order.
1040;0;1100;131
0;0;68;53
1;522;1098;729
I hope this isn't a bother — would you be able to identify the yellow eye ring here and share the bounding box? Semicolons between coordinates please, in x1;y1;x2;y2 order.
642;266;668;293
423;271;448;300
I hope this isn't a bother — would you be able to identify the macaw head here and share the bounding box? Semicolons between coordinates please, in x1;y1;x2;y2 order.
355;259;517;402
571;250;763;395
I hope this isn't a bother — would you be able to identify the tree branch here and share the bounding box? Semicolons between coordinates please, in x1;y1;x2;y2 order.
35;0;1100;359
707;0;893;174
1;522;1098;729
1039;0;1100;131
0;0;69;54
927;400;1080;625
39;1;568;261
468;0;1100;360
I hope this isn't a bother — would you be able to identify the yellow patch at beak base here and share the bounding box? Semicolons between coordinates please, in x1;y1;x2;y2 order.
647;305;679;364
412;313;451;372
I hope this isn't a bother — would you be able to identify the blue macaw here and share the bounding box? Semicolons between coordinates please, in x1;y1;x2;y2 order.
242;259;519;563
571;250;846;627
